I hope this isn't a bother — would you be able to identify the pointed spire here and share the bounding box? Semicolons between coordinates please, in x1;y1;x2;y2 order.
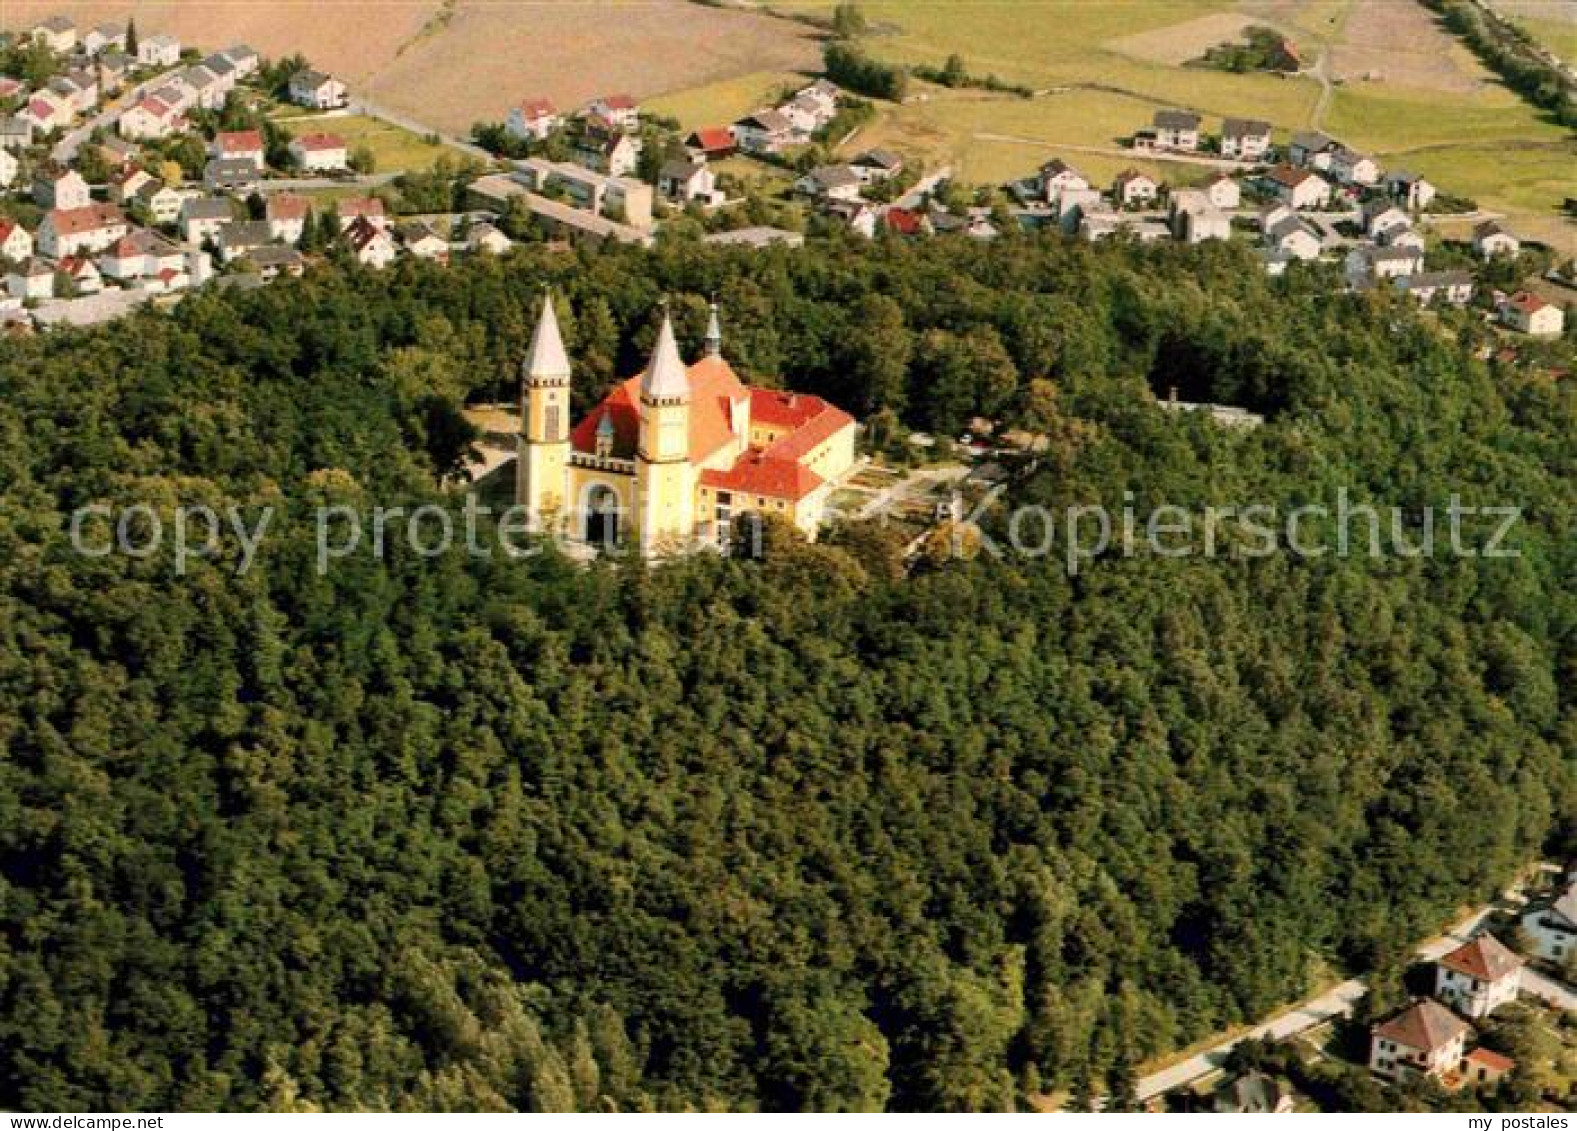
704;299;722;358
641;306;689;401
522;290;570;384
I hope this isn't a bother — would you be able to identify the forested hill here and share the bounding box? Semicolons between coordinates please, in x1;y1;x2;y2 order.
1;235;1573;1111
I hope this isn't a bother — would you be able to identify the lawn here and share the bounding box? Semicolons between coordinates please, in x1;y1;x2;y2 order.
287;114;455;173
646;70;809;130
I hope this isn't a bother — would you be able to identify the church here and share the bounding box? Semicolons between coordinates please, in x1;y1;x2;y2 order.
516;295;858;556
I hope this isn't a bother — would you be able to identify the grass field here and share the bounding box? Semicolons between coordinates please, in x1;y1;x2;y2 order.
285;114;454;173
646;70;809;130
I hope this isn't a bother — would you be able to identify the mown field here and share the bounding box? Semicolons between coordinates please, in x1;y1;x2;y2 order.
284;113;453;173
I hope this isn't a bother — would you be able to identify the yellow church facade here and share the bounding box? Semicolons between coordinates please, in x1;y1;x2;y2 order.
516;296;858;555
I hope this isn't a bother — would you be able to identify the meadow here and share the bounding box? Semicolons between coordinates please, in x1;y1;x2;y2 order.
286;114;454;173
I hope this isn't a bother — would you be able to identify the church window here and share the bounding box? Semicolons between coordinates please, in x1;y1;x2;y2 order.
544;404;561;442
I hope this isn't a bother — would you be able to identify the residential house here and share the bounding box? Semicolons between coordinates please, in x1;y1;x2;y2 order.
1348;245;1422;281
1435;935;1522;1020
23;91;74;134
732;109;794;156
1213;1072;1294;1114
213;130;266;170
1037;158;1089;201
574;128;640;178
0;220;34;263
586;93;638;132
223;46;261;80
181;65;228;111
1369;1000;1470;1082
148;77;196;115
507;99;560;142
1500;291;1565;336
883;207;932;238
683;127;736;160
0;116;33;151
138;34;182;69
0;149;15;190
467;222;512;255
1288;130;1339;170
1396;270;1474;306
779;92;832;136
795;78;840;117
1329;146;1380;187
1112;169;1159;207
30;17;77;54
97;136;140;169
204;157;261;193
82;23;127;56
1383;223;1427;251
134;179;188;225
336;197;388;232
398;221;449;263
1181;208;1231;244
1458;1048;1515;1092
266;194;311;244
794;164;863;204
241;246;305;280
96;52;133;94
1519;875;1577;961
1267;165;1330;210
8;259;54;301
344;216;396;268
658;158;719;206
1264;213;1323;260
289;70;348;110
97;230;184;281
1204;173;1241;211
200;53;238;97
1387;170;1437;211
57;70;99;113
1361;200;1412;241
849;149;903;184
216;220;274;263
1473;220;1520;259
34;167;91;211
289;133;349;173
38;204;128;258
1151;109;1201;151
118;95;183;140
56;256;102;295
180;197;234;245
0;77;21;101
1220;117;1272;162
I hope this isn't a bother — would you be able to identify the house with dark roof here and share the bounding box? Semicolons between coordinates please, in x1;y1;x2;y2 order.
1220;117;1272;161
1435;935;1522;1019
1151;109;1201;151
1213;1071;1294;1114
1520;874;1577;961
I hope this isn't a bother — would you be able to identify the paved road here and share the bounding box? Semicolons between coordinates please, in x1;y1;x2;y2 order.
1136;906;1497;1102
975;133;1259;172
52;75;168;163
255;172;400;192
1524;968;1577;1012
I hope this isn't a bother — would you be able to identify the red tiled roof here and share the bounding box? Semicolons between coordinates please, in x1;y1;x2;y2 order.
598;93;636;110
0;219;22;241
216;129;263;152
1464;1048;1515;1073
46;203;124;236
1268;164;1318;188
1440;935;1522;982
1374;1000;1469;1053
572;353;748;464
28;97;55;119
292;132;345;152
885;207;924;235
339;197;385;219
518;98;555;119
1507;291;1550;315
700;450;823;501
267;193;311;220
686;126;735;153
763;401;853;462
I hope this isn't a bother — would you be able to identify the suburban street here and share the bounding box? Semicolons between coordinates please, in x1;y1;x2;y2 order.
1136;905;1504;1102
51;75;167;163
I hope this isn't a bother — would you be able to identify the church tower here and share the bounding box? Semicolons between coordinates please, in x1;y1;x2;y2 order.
636;309;695;555
517;292;572;531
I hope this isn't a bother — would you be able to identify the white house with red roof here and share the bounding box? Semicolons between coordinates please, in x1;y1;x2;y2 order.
289;132;349;173
517;297;857;556
266;194;312;244
213;130;266;170
1500;292;1565;337
507;99;561;141
1267;165;1331;210
344;216;396;268
97;230;185;282
0;219;33;264
23;90;73;134
119;95;184;141
1369;999;1470;1082
38;204;129;259
336;197;388;232
1435;935;1522;1019
586;93;638;132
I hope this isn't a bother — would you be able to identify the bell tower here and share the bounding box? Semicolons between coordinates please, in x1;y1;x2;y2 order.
636;309;694;555
517;292;572;532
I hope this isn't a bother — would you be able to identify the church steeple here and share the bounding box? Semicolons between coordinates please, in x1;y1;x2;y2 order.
704;300;722;358
640;307;690;403
523;290;570;387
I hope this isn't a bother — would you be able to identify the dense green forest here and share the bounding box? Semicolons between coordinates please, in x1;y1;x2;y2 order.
1;231;1573;1111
